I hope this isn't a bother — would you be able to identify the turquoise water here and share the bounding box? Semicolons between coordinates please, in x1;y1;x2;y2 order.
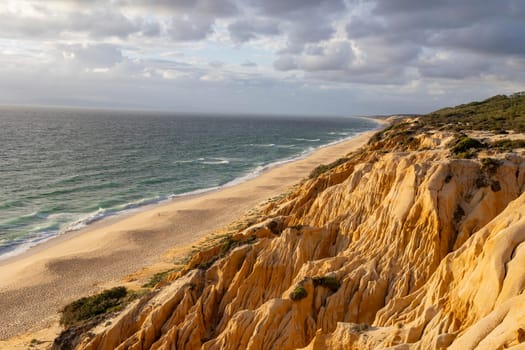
0;107;378;259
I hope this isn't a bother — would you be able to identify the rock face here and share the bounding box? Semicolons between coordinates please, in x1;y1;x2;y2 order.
74;130;525;350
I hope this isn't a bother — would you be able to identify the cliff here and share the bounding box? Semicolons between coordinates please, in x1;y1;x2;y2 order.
64;94;525;349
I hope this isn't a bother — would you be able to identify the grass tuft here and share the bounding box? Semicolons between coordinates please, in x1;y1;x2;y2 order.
450;137;484;155
221;236;239;255
142;269;177;288
289;286;308;301
349;323;371;333
490;139;525;151
60;286;136;327
312;276;341;292
309;157;349;179
29;338;44;346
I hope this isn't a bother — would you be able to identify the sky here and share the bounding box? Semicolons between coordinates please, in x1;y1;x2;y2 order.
1;0;525;116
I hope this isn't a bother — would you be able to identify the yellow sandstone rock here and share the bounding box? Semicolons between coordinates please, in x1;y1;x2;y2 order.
74;132;525;350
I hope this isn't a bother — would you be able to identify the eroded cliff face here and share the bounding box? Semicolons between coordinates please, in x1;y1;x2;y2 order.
72;127;525;350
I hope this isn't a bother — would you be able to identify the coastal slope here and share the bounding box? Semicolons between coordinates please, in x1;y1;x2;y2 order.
66;94;525;349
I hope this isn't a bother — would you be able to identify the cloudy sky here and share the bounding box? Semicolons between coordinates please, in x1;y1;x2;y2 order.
1;0;524;115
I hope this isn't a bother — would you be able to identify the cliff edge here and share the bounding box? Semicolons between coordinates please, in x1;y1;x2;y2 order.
62;93;525;349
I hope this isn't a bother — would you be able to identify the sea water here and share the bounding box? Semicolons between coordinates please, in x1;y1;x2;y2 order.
0;106;378;259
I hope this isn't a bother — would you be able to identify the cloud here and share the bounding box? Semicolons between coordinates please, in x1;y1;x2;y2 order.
417;51;493;79
241;60;257;67
230;0;345;53
0;14;56;38
247;0;345;17
0;0;238;42
140;20;162;37
126;0;238;16
0;0;524;115
228;18;281;43
0;4;154;39
275;41;354;72
429;20;525;55
124;0;239;42
284;21;335;53
273;55;297;71
60;44;124;68
70;9;143;39
167;15;215;41
346;0;525;57
275;0;525;86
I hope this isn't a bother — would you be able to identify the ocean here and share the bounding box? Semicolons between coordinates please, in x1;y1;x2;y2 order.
0;107;378;259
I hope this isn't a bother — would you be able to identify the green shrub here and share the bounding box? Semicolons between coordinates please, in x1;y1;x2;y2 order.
30;338;44;346
365;93;525;154
221;236;239;255
368;122;412;144
423;93;525;132
309;164;330;178
194;234;259;272
60;287;132;326
490;139;525;151
349;323;371;333
312;276;341;292
142;269;176;288
455;151;475;159
197;256;219;270
289;286;307;301
451;137;484;155
475;176;490;188
309;157;349;179
480;157;503;175
267;220;282;235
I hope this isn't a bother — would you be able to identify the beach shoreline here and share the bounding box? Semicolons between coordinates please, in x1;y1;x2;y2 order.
0;116;383;266
0;122;384;346
0;116;384;268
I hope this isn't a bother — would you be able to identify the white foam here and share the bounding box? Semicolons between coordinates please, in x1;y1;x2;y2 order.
64;208;108;232
249;143;275;147
328;131;351;136
293;138;321;142
201;158;230;165
64;196;166;232
0;230;58;261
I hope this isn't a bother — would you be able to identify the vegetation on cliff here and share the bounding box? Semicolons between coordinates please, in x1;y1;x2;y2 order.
424;92;525;132
60;287;131;327
365;92;525;159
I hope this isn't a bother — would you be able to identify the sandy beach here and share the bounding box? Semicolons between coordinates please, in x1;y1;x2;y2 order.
0;127;379;346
